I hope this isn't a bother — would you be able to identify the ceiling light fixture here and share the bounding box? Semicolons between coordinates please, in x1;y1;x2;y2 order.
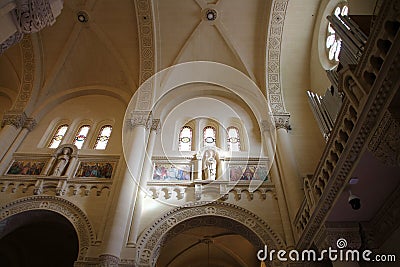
205;9;217;21
77;11;89;23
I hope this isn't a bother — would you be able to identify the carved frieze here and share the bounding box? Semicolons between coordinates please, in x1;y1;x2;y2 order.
368;110;400;166
267;0;289;114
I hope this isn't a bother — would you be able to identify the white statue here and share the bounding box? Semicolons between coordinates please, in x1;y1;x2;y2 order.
51;147;71;176
203;149;217;180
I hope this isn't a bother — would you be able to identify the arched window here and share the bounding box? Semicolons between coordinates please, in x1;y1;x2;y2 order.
326;4;349;62
73;125;90;149
203;126;216;147
227;126;241;151
179;126;192;151
94;125;112;150
48;124;69;149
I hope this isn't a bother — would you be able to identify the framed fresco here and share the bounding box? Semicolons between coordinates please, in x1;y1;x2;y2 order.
229;165;268;182
152;163;192;181
6;160;46;175
75;161;115;179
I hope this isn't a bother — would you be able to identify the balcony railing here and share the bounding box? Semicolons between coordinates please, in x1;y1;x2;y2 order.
295;0;400;249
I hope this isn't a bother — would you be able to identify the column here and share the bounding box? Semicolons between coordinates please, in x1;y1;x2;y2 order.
261;120;294;248
0;112;26;161
274;115;304;221
0;117;35;174
194;118;201;152
195;153;203;180
100;111;150;262
127;119;160;245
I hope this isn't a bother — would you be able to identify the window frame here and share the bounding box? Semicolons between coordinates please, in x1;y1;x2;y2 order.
94;125;113;150
48;124;69;149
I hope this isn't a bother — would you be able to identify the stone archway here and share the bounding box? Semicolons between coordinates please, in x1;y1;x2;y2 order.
0;195;95;261
136;201;285;266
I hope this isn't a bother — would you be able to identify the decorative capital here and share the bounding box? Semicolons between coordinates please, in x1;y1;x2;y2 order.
99;254;120;267
151;119;161;132
273;113;290;131
1;112;27;129
23;117;37;131
13;0;56;34
129;111;152;129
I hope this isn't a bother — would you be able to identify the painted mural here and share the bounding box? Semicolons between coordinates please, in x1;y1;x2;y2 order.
7;160;46;175
75;162;114;178
153;164;191;181
229;165;268;181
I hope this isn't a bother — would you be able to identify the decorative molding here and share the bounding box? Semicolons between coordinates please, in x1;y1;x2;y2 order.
13;0;55;34
368;110;400;166
99;254;120;267
136;201;285;266
134;0;155;110
0;31;24;55
266;0;289;115
315;222;361;251
0;195;96;260
128;111;152;128
150;119;160;132
1;112;27;129
12;35;35;112
274;114;290;130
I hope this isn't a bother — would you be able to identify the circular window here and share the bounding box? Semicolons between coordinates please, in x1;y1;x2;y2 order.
326;4;349;62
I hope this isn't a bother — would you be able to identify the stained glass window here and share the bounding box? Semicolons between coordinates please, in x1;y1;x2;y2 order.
179;126;192;151
73;125;90;149
48;124;69;148
94;125;112;150
227;127;241;151
326;4;349;62
203;126;216;147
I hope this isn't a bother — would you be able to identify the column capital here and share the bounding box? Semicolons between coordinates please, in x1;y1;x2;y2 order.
274;113;291;131
99;254;120;267
23;117;37;131
150;118;161;132
13;0;56;34
129;111;152;129
1;111;27;129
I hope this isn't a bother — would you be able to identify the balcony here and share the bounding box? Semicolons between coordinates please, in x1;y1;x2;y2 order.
295;0;400;250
